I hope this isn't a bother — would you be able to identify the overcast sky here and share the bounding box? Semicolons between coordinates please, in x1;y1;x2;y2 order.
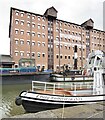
0;0;104;55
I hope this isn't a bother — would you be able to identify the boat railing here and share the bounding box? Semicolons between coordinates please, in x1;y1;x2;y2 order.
32;81;94;95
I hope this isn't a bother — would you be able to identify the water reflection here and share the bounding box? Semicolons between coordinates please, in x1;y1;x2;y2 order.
2;83;31;118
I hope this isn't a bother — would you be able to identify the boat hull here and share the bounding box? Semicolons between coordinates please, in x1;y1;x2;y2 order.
22;99;70;113
18;91;105;113
50;74;93;82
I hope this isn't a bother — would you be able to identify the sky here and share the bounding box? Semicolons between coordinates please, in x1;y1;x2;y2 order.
0;0;104;55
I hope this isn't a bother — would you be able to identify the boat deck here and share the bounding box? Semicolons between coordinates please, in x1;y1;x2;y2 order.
32;81;93;96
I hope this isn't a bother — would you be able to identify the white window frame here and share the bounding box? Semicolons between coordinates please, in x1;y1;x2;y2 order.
15;11;19;16
37;52;40;58
27;31;30;36
20;12;24;17
32;52;35;57
20;39;24;45
27;40;30;45
15;29;19;34
32;15;35;19
38;16;41;21
20;30;24;35
32;41;35;46
20;51;24;56
27;52;30;57
15;19;19;24
27;14;30;19
20;20;24;25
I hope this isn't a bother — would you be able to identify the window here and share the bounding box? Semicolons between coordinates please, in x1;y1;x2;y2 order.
65;56;67;59
15;30;19;34
15;40;18;44
68;39;70;42
56;21;59;26
42;53;45;57
42;43;45;47
38;33;41;37
60;29;63;33
72;25;74;28
65;46;67;49
68;30;70;34
60;55;62;59
42;17;45;22
32;15;35;19
60;22;62;26
32;52;35;57
56;37;59;41
20;30;24;35
68;46;70;49
42;34;45;38
27;40;30;45
27;31;30;36
20;52;24;56
37;52;40;58
27;53;30;57
65;38;67;41
68;56;70;59
21;13;24;17
15;20;19;24
68;24;70;27
56;29;59;32
20;21;24;25
42;25;45;29
27;14;30;19
65;30;67;34
32;32;35;36
38;17;40;21
15;11;19;16
38;42;41;46
38;25;41;29
65;23;67;26
32;42;35;46
72;32;75;35
20;40;24;45
60;37;63;41
27;22;30;27
56;55;59;59
15;52;18;56
72;39;74;42
32;23;35;28
76;33;78;36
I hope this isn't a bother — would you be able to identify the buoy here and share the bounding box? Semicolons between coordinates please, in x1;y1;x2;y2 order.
15;97;22;106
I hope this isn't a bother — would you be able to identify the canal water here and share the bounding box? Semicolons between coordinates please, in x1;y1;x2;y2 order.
1;75;93;119
1;74;50;119
1;83;31;119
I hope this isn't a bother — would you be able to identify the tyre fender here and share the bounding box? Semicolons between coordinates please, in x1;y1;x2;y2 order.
15;96;22;106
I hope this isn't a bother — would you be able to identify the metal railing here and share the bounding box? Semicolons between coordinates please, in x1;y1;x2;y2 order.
32;81;94;95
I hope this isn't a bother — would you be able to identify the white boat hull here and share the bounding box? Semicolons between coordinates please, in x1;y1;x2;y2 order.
50;74;93;82
16;91;105;113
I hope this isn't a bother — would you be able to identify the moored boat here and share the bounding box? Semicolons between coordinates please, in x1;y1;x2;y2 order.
15;50;105;113
50;50;105;82
15;69;105;113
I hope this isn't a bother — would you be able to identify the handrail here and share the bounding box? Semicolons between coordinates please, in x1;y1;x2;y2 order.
31;81;94;93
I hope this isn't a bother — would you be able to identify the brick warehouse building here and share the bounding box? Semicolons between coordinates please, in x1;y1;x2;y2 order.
9;6;105;71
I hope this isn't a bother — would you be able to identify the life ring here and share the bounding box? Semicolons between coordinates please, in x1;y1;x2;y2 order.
15;97;22;106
